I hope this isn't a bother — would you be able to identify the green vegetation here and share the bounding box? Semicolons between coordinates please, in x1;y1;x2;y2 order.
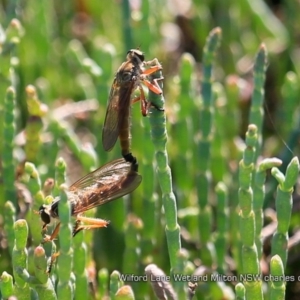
1;1;300;299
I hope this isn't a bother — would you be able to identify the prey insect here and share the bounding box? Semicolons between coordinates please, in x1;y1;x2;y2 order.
39;158;142;242
102;49;163;164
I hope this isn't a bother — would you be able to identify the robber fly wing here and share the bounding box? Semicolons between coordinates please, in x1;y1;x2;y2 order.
102;69;136;152
69;159;130;190
102;79;122;151
69;159;142;214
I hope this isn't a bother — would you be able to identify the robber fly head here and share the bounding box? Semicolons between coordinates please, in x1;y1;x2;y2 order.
116;49;145;85
126;49;144;64
39;204;51;227
39;200;59;228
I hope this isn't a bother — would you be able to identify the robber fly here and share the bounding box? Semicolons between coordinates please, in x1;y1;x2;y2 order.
102;49;163;164
39;158;142;241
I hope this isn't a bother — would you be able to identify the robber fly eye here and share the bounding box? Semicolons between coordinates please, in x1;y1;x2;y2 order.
120;71;133;82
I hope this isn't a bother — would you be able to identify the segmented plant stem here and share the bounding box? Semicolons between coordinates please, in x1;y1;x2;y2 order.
33;246;57;299
253;158;282;257
56;158;74;299
235;283;246;300
98;268;109;299
0;272;14;298
269;255;285;299
73;230;88;300
148;59;181;272
215;182;228;274
24;85;47;164
238;124;263;299
110;270;121;300
140;116;157;260
122;214;143;298
4;201;16;254
24;162;45;244
3;219;57;299
196;27;221;265
174;249;191;298
123;214;142;274
173;53;196;198
249;44;267;160
270;157;299;268
3;87;16;205
12;219;31;299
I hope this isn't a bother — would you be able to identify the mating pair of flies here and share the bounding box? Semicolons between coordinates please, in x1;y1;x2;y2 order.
39;49;163;242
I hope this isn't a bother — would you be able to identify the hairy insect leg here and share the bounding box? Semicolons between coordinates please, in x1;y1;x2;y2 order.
141;78;165;115
142;65;163;95
144;58;162;70
142;64;162;75
131;84;163;116
143;75;164;94
142;57;163;93
139;85;148;116
73;215;110;237
42;222;61;243
47;251;60;274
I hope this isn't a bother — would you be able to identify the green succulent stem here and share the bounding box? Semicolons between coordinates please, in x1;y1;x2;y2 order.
235;282;246;300
3;87;17;206
270;157;299;268
73;230;88;300
147;58;181;272
4;201;16;254
196;27;222;266
0;272;14;298
98;268;109;299
110;270;122;300
253;158;282;257
12;219;31;300
24;85;47;164
249;44;268;160
269;255;285;299
123;214;142;274
238;124;263;299
57;178;74;299
23;162;44;245
215;182;228;274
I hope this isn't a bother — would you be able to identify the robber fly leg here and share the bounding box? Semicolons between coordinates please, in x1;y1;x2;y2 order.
73;215;110;237
42;223;61;243
46;251;60;274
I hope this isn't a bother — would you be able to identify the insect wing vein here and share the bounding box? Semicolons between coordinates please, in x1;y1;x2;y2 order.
69;159;130;191
102;80;121;151
102;63;137;152
71;168;142;214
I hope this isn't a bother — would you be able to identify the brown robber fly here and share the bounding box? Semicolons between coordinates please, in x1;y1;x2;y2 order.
39;158;142;241
102;49;163;164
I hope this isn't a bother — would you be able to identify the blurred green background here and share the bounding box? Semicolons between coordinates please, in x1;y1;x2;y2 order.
1;0;300;299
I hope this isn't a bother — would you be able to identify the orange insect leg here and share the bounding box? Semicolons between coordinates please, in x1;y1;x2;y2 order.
130;86;148;116
142;64;162;76
142;78;163;95
42;222;61;243
73;215;110;236
47;251;60;274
